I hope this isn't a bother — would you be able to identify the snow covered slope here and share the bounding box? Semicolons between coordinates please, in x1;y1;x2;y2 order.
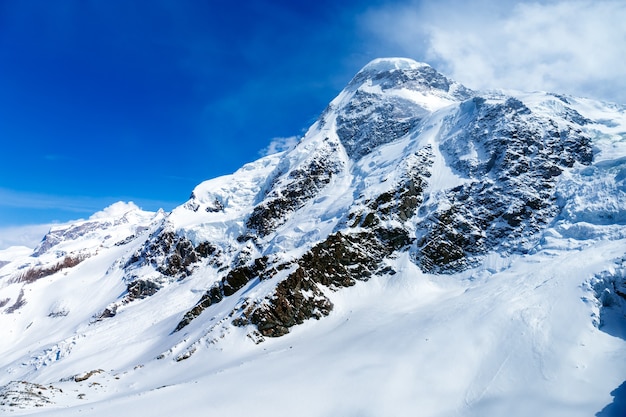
1;57;625;416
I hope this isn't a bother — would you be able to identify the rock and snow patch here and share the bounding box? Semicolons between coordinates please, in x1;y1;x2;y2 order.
587;257;626;339
0;381;62;410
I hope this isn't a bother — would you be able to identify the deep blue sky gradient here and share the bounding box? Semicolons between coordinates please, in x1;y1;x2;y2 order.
0;0;403;226
3;0;623;231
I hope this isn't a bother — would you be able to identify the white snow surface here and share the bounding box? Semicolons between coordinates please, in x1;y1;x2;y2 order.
1;58;625;416
1;247;624;417
360;57;430;73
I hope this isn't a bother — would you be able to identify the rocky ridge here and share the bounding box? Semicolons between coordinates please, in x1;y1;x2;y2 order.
148;58;601;342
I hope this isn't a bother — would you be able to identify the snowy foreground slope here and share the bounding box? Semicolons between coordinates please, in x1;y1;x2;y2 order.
1;58;626;416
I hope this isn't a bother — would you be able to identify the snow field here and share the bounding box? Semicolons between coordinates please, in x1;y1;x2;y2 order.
3;238;624;417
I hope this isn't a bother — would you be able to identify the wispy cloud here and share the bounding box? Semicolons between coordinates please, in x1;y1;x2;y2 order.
361;0;626;104
0;223;56;250
0;188;107;214
0;188;178;221
259;136;300;156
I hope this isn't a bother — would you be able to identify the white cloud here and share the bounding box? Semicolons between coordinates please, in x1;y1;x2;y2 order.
260;136;300;156
0;223;55;250
89;201;142;220
362;0;626;103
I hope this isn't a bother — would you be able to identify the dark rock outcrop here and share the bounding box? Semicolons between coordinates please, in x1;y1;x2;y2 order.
246;139;344;237
336;91;426;159
415;97;593;273
174;257;270;332
233;228;411;337
126;231;218;279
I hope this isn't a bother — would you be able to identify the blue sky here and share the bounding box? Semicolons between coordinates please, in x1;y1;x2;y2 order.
0;0;382;226
1;0;625;247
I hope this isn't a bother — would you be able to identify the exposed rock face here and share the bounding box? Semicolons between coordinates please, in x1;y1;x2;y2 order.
336;91;426;159
92;228;221;320
234;227;412;337
126;279;161;300
126;230;218;279
354;146;434;225
0;381;62;410
12;255;88;284
246;138;344;236
33;222;109;256
238;268;332;338
415;97;593;273
335;61;471;160
177;145;433;336
4;289;26;314
174;257;270;332
169;63;598;340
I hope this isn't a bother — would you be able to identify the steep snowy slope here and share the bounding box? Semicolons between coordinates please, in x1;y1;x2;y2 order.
1;58;625;416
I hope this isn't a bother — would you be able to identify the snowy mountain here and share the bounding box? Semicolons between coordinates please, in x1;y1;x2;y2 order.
1;57;625;416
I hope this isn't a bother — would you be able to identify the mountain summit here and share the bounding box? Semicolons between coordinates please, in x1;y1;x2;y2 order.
1;58;625;416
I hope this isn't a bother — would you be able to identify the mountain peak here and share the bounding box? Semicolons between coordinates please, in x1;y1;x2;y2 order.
326;58;472;159
358;57;430;74
346;57;470;98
